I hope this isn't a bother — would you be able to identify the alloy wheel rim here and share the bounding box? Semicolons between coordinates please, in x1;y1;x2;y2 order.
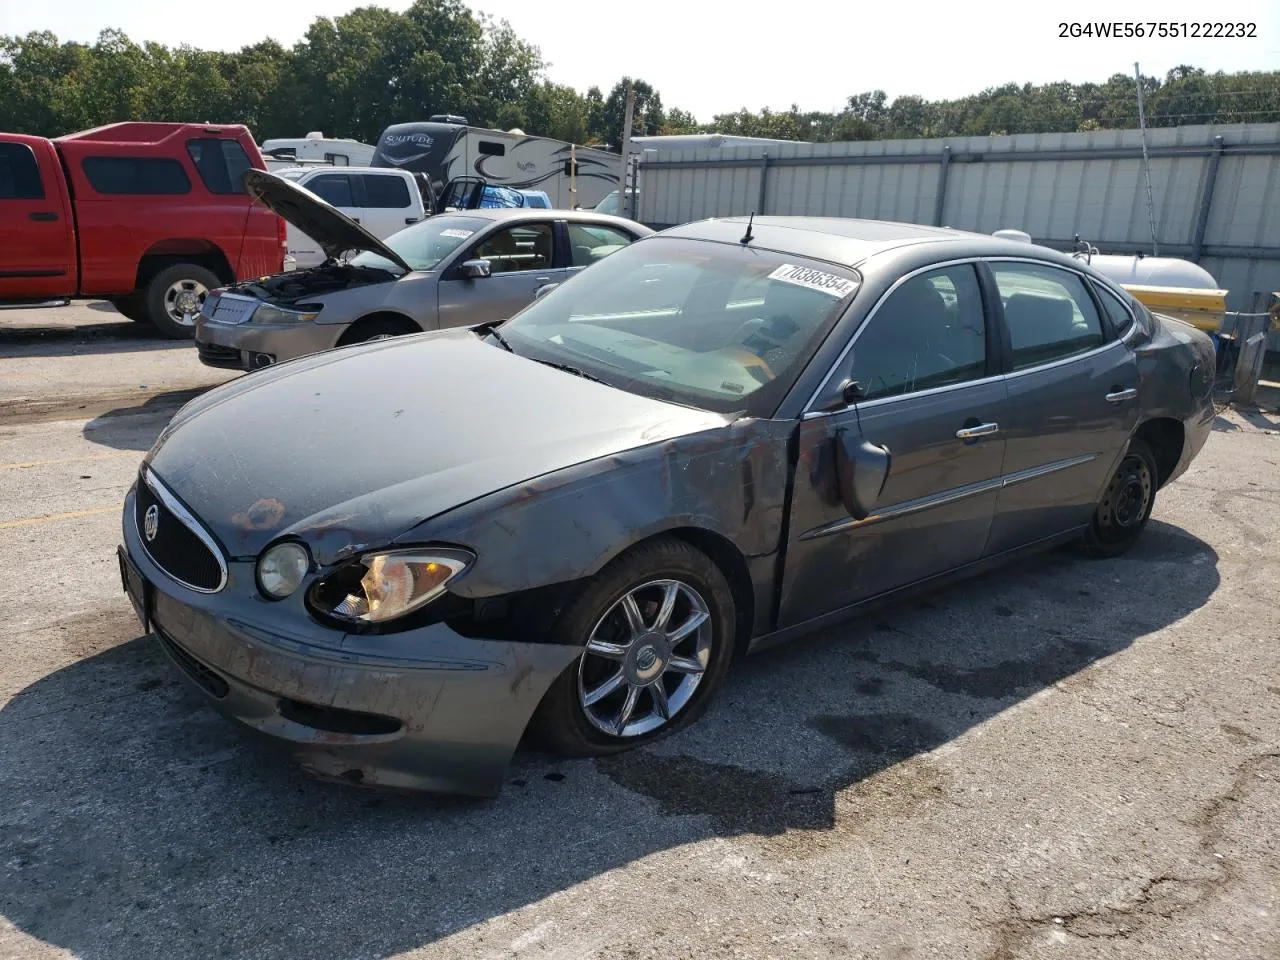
577;578;713;738
164;279;209;326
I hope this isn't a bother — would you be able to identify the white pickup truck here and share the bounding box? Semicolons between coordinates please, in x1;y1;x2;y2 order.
273;166;426;270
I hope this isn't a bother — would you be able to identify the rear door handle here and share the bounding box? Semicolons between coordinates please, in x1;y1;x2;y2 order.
1106;388;1138;403
28;211;58;222
405;217;422;224
534;276;551;283
956;422;1000;439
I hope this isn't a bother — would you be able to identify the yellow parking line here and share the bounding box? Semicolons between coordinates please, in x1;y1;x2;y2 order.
0;506;117;530
0;451;136;470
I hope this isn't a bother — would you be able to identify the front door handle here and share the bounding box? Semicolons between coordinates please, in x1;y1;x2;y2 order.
1106;388;1138;403
534;276;551;283
28;211;58;222
956;422;1000;440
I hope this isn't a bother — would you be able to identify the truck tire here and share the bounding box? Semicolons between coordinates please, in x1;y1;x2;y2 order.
108;295;150;324
144;264;220;339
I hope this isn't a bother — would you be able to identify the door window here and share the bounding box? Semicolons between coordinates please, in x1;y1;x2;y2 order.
0;143;45;199
567;223;636;266
308;174;353;207
473;223;553;274
846;264;988;401
990;262;1105;370
186;138;252;194
360;174;411;209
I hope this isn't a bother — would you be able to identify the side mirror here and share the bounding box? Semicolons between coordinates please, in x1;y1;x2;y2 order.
461;259;491;279
533;282;560;300
834;428;891;521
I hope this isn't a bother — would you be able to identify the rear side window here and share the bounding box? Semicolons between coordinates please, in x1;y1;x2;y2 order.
82;157;191;195
1092;281;1135;337
567;223;636;266
308;174;353;207
478;141;506;157
989;262;1105;370
186;138;252;195
360;174;411;209
0;143;45;199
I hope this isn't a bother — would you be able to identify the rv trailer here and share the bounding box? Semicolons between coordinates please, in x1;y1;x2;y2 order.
371;116;620;209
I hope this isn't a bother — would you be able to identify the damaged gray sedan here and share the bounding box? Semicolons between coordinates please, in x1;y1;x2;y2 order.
118;216;1216;796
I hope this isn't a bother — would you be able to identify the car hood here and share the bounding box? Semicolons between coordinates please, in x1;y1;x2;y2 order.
241;169;411;274
146;328;729;563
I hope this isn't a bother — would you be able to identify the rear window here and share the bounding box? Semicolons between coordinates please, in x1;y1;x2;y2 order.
0;143;44;199
361;174;411;209
82;157;191;195
186;138;252;195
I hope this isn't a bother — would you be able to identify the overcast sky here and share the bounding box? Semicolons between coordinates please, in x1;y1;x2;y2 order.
5;0;1278;120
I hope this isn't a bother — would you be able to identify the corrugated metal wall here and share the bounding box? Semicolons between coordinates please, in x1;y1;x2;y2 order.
636;123;1280;317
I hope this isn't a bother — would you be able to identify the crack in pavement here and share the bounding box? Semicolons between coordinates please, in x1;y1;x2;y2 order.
984;752;1280;957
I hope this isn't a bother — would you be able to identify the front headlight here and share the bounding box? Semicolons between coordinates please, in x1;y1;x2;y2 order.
308;548;473;625
253;303;323;324
258;541;311;599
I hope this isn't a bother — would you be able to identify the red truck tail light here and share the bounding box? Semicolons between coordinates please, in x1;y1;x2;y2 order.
277;215;287;251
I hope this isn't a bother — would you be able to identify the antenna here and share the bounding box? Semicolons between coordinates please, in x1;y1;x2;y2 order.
740;211;755;245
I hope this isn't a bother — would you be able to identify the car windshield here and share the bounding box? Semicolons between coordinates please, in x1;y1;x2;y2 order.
349;215;487;273
592;192;619;214
500;237;861;416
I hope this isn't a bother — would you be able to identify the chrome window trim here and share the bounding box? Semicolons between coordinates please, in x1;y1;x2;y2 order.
802;254;1138;419
137;467;229;594
798;452;1100;541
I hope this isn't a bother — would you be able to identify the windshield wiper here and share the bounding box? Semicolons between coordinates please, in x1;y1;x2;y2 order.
473;321;513;353
531;358;609;385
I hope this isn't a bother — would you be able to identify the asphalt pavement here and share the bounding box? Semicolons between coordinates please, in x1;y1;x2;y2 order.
1;303;1277;960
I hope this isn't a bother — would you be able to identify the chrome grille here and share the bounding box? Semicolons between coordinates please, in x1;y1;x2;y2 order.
134;470;227;593
209;294;258;325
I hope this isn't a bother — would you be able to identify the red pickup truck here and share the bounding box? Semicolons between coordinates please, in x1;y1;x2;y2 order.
0;122;286;338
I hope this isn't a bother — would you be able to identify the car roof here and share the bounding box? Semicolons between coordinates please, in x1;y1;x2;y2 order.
660;216;1082;270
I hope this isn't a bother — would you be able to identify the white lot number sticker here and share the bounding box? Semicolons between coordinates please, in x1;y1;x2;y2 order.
767;263;858;299
440;228;474;239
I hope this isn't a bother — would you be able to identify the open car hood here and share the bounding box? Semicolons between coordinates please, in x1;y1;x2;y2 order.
241;169;412;274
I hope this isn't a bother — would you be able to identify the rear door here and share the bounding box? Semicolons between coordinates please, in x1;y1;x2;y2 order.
982;258;1140;553
356;172;423;240
435;220;564;327
779;262;1008;625
0;137;76;299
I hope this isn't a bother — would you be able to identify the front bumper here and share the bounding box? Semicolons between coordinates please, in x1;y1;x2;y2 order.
195;315;341;372
120;490;578;796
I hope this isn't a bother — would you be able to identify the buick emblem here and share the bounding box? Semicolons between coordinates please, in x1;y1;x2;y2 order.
143;504;160;542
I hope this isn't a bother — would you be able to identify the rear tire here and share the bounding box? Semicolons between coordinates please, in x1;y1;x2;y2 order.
144;264;220;339
530;538;737;756
1076;437;1159;558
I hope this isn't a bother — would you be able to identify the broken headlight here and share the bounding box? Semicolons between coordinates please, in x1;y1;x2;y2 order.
308;548;473;625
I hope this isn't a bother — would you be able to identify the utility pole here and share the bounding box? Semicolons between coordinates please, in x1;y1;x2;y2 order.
619;85;636;218
1134;62;1159;256
569;142;577;209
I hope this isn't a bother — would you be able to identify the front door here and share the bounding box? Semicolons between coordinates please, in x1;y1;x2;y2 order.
436;221;563;328
0;139;75;300
779;263;1008;625
982;260;1140;555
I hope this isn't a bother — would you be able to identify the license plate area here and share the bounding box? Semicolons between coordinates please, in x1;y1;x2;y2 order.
117;545;151;633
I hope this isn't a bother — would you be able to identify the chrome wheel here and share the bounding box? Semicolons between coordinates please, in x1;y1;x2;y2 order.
163;279;209;327
577;578;713;738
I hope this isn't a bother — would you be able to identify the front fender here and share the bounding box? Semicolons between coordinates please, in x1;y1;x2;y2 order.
400;418;796;598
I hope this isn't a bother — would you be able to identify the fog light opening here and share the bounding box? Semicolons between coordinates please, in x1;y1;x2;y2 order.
252;353;276;368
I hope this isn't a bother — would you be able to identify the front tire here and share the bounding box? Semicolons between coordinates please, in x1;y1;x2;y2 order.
1077;437;1158;558
144;264;220;339
531;538;737;756
108;295;149;324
